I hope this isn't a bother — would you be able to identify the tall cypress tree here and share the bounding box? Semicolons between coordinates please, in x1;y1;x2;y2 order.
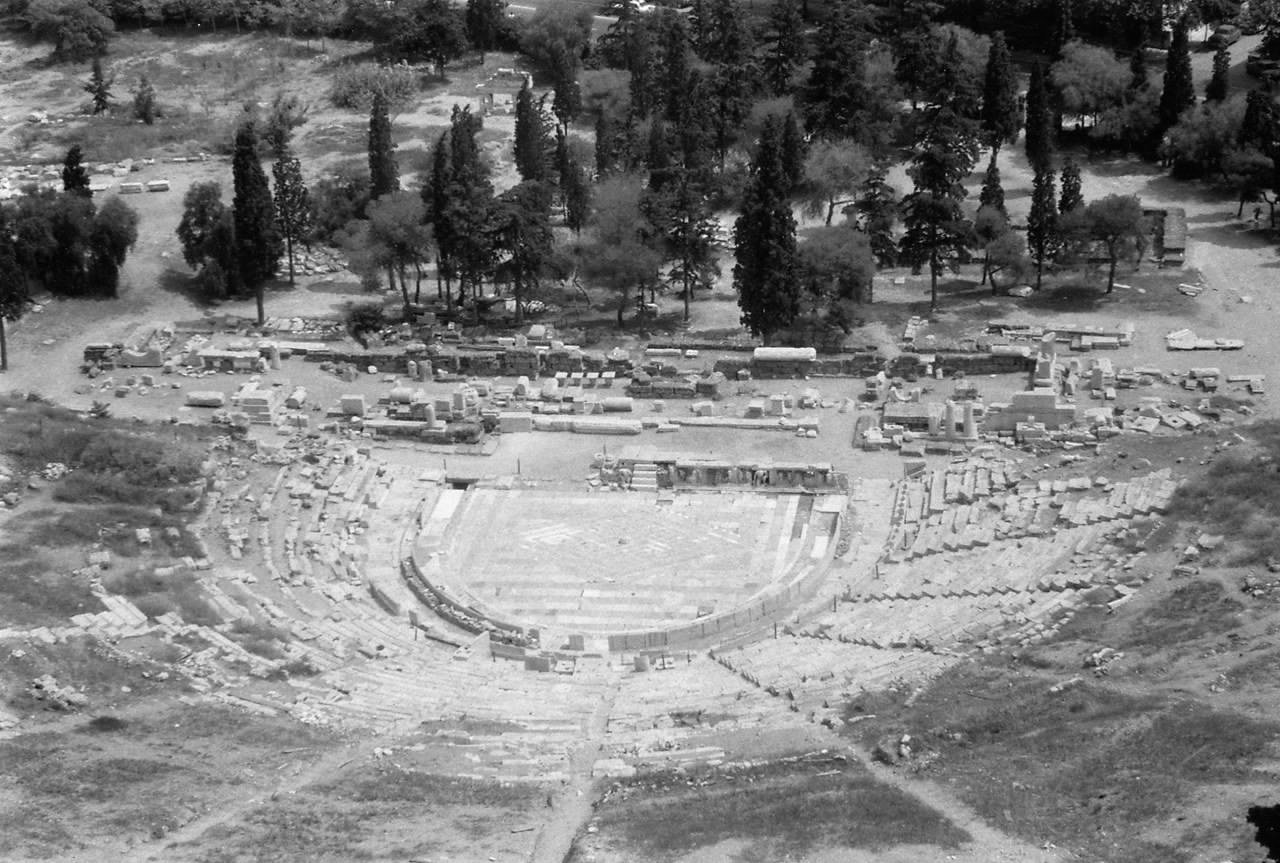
595;110;618;176
514;80;549;182
62;145;91;197
232;121;283;325
978;153;1005;216
1206;43;1230;103
1027;166;1057;290
647;119;675;191
443;105;496;312
1025;62;1053;172
1128;47;1149;93
1240;89;1276;151
423;133;456;303
368;91;399;200
1059;157;1083;213
1159;18;1195;131
562;152;591;234
779;111;806;195
982;32;1019;156
733;117;799;343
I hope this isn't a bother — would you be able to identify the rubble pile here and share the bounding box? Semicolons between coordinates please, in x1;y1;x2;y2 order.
27;675;88;711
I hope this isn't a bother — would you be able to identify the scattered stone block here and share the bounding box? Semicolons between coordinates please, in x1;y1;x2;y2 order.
185;391;226;408
340;395;366;417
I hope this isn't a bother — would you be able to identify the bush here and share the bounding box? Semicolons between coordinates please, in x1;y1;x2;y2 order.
347;302;387;342
86;715;128;733
109;567;221;626
309;170;370;244
229;618;290;659
329;63;418;110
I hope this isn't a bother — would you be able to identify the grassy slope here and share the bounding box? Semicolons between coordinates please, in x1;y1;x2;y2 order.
182;765;541;863
0;703;337;859
840;422;1280;863
571;757;969;862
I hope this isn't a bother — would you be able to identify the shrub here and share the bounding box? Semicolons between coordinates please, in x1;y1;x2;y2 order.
347;302;386;341
86;715;127;733
229;618;290;659
329;63;417;110
111;567;221;626
309;170;370;244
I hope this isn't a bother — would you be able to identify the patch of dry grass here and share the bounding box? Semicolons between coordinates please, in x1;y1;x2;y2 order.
575;758;968;861
845;663;1280;863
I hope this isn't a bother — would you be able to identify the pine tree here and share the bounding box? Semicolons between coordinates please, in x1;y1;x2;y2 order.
762;0;805;95
1051;0;1074;60
700;0;753;67
1206;43;1230;103
856;168;898;267
978;153;1005;216
982;32;1019;155
650;169;721;321
627;23;657;118
1027;166;1057;290
465;0;506;64
62;145;91;197
1128;47;1149;93
514;80;550;182
677;70;717;182
1024;62;1053;172
892;0;939;109
780;111;806;196
272;154;312;286
733;117;799;343
83;56;113;115
232;121;283;325
1159;17;1195;131
368;91;399;200
1059;157;1083;213
659;13;692;124
595;110;618;176
900;103;980;311
802;0;872;139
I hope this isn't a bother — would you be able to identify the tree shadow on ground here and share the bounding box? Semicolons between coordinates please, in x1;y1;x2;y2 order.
1018;283;1110;312
1140;173;1233;206
154;267;212;307
302;277;368;296
1186;211;1231;224
1188;223;1277;250
1081;154;1163;178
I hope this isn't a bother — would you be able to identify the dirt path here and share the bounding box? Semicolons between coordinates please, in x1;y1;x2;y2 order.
528;676;622;863
145;719;410;862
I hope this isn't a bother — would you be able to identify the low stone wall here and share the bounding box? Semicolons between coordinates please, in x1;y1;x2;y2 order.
605;553;831;653
400;557;533;648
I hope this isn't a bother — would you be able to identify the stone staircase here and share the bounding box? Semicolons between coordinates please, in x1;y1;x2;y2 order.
630;462;659;491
